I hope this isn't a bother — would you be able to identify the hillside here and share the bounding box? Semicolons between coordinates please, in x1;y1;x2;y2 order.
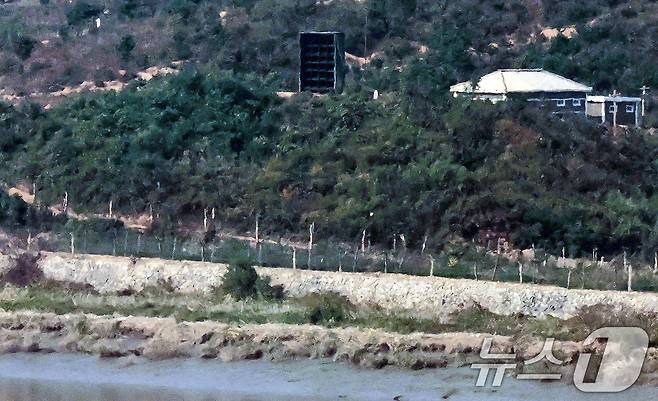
0;0;657;262
2;0;658;98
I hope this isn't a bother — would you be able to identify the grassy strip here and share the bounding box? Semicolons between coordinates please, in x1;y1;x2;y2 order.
0;285;563;338
3;285;658;345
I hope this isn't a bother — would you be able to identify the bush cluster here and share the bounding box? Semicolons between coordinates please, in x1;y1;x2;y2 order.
221;259;284;300
299;292;355;325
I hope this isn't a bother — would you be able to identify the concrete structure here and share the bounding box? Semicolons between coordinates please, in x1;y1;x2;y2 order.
450;69;593;114
586;95;642;127
299;31;346;94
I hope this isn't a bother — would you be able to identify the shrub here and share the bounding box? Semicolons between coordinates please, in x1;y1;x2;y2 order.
221;258;283;300
117;35;136;61
14;35;37;60
0;253;43;286
66;1;103;26
300;292;355;325
0;192;67;230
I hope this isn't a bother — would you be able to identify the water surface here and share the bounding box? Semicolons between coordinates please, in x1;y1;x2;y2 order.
0;353;655;400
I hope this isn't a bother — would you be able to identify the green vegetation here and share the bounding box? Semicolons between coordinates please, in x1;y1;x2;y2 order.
66;1;103;26
301;293;355;325
0;19;36;61
0;71;655;261
0;0;656;264
2;0;658;96
5;284;658;344
0;191;66;231
220;258;283;300
117;35;136;61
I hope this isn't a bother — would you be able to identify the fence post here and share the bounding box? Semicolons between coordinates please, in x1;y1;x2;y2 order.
292;247;297;270
518;261;523;284
171;237;177;260
474;262;478;281
397;234;406;272
204;208;208;231
567;269;572;289
70;232;75;255
625;251;632;292
123;231;129;257
429;254;434;277
308;223;314;269
491;238;501;281
257;243;263;265
654;252;657;274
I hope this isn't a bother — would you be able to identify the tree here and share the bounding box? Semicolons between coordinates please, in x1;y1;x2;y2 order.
117;35;136;61
66;1;103;26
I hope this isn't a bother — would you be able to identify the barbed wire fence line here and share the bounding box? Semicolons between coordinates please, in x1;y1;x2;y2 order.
36;222;656;293
3;185;658;293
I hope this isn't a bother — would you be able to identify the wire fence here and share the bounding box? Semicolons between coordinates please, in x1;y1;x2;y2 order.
27;226;658;293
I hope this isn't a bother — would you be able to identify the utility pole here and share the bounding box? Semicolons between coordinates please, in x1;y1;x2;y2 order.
640;85;649;118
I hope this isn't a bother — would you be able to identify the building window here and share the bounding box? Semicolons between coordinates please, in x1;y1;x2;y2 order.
556;99;566;107
626;105;635;113
572;99;581;107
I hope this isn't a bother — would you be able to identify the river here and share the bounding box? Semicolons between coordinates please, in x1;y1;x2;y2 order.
0;353;655;400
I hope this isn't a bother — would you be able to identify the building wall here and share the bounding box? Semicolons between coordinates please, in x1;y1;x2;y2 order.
586;101;604;118
516;92;588;114
603;101;639;126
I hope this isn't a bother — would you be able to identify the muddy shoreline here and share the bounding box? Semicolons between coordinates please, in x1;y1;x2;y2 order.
0;310;508;369
1;310;658;386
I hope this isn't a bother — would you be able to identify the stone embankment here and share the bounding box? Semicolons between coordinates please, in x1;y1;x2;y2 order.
25;252;658;320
